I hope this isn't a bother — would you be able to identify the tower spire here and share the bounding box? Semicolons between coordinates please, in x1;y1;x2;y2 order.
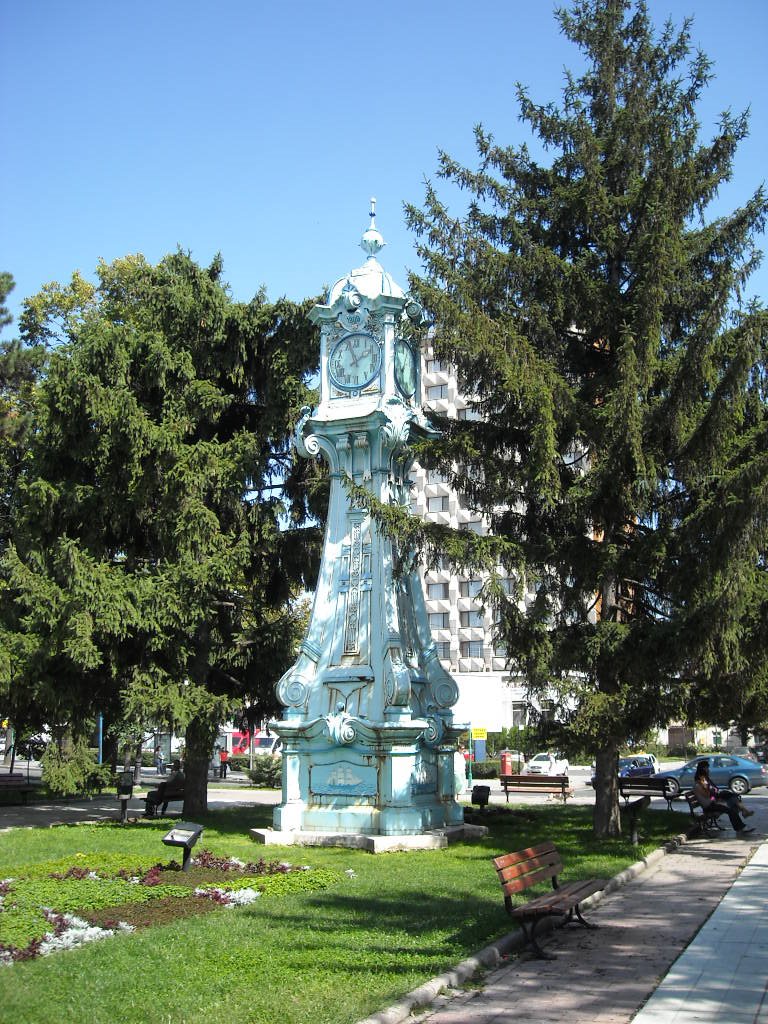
360;196;385;258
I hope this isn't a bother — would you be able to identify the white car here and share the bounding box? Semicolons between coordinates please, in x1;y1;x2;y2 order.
522;752;569;776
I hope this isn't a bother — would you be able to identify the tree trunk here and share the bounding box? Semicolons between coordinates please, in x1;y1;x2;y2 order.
593;738;622;837
183;715;218;817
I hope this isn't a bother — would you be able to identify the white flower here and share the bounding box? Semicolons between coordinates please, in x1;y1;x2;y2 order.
345;869;357;878
193;886;261;906
225;887;261;906
36;913;131;958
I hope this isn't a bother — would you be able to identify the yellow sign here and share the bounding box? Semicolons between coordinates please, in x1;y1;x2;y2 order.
470;727;487;740
0;719;7;730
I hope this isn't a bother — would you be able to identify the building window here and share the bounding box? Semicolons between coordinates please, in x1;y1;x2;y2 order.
459;579;483;598
457;406;481;421
427;358;448;373
427;495;449;513
511;701;527;727
427;582;449;600
426;384;448;401
429;612;449;629
493;641;508;657
460;640;484;658
459;519;484;534
426;468;447;484
435;641;451;660
459;609;484;628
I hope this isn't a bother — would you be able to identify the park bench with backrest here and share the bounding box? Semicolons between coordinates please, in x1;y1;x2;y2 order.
684;791;725;834
493;841;606;958
618;775;677;810
0;773;40;804
499;773;572;804
143;780;185;817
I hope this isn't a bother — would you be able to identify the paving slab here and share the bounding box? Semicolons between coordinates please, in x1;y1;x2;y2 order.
401;826;764;1024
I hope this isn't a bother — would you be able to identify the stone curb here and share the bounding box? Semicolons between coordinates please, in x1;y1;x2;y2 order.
355;828;695;1024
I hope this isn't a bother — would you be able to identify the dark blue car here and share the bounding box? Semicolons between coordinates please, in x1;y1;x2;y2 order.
591;755;656;787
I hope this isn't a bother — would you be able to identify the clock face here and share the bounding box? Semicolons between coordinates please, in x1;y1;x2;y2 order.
329;332;381;391
394;339;417;397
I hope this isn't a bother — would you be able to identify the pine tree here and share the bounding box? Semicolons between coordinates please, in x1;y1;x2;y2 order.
3;253;320;810
0;272;46;742
406;0;768;835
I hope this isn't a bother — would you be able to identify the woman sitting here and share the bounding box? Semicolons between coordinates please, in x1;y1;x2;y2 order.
693;760;754;835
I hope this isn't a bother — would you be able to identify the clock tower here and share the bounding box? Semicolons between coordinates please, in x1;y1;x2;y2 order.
267;202;466;840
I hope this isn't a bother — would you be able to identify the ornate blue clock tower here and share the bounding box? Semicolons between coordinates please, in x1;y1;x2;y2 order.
268;202;465;840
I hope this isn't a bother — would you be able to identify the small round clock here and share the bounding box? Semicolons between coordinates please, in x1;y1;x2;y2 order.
329;332;381;391
394;338;417;397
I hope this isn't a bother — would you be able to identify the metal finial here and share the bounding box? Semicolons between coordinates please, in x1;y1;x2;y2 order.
361;196;385;258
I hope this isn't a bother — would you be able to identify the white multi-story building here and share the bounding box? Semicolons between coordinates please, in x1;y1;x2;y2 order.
412;344;539;735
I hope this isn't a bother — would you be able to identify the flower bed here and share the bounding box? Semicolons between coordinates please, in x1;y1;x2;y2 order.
0;849;340;965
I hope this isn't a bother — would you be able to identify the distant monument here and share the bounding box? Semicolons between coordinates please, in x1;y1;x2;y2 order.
265;202;466;842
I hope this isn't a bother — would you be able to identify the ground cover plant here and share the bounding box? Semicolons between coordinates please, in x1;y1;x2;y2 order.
0;802;689;1024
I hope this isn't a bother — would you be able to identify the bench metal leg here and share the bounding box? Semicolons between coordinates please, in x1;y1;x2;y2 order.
571;904;599;931
520;916;558;960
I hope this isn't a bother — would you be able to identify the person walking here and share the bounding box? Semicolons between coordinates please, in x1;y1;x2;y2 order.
153;748;165;775
219;747;229;779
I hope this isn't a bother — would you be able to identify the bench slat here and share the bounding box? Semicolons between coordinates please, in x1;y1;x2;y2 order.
493;841;557;869
508;878;605;916
499;865;560;895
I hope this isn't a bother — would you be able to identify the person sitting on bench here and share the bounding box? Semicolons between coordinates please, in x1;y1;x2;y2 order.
693;760;754;835
144;759;184;817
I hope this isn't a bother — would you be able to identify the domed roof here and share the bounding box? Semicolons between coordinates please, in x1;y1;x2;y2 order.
327;199;405;306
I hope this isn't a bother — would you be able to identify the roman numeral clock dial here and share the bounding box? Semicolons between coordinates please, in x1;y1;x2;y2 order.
329;331;381;391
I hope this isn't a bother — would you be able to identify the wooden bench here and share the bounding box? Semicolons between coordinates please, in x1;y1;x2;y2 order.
618;775;676;810
499;774;572;804
493;841;606;959
0;773;40;804
143;784;185;817
684;791;725;834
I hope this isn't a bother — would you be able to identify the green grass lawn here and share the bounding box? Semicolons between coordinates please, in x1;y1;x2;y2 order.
0;801;689;1024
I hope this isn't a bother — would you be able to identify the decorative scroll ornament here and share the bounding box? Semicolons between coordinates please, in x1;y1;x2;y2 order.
325;702;357;745
430;676;460;710
276;672;310;711
422;714;446;747
294;406;321;459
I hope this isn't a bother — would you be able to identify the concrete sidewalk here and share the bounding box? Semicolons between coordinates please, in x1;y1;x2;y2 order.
396;830;761;1024
0;783;279;831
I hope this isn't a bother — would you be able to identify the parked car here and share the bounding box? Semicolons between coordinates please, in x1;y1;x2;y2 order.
750;745;768;764
590;755;656;788
654;754;768;797
633;752;660;772
522;752;569;776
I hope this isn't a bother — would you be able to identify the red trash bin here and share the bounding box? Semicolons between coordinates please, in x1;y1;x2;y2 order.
500;750;513;775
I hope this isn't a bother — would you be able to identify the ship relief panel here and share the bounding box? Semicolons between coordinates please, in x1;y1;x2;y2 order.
311;760;378;797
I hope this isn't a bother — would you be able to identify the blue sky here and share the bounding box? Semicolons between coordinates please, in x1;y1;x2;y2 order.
2;1;766;329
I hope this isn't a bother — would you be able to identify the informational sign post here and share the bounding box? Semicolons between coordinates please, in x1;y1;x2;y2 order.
470;727;487;767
